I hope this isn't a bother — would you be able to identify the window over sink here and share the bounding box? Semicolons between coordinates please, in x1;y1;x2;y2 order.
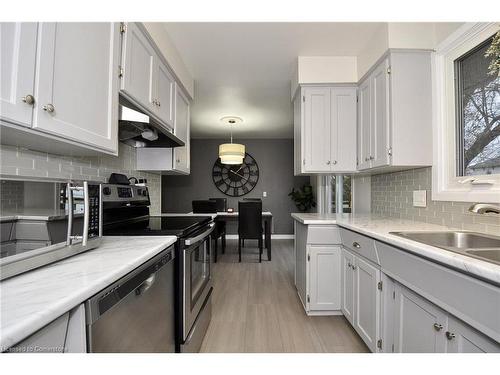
432;23;500;203
455;36;500;177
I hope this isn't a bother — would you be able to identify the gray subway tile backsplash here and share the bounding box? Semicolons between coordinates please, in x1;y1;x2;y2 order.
371;167;500;235
0;143;161;215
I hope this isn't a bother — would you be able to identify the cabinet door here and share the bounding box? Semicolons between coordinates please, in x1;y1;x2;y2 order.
353;255;380;351
303;87;331;172
0;23;38;127
370;58;390;168
393;283;447;353
33;23;119;153
330;87;357;172
357;79;371;170
121;22;155;112
341;248;355;324
446;316;500;353
173;85;190;173
308;245;341;311
153;59;175;129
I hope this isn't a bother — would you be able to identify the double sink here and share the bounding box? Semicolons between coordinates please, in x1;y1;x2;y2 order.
390;231;500;266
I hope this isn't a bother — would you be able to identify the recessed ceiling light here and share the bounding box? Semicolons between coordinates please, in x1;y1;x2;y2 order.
220;116;243;125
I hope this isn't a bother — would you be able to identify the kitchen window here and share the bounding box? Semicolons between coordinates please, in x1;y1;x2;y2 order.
432;23;500;203
331;175;352;213
455;36;500;177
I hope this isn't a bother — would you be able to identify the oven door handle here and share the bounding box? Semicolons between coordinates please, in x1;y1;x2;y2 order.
184;223;215;246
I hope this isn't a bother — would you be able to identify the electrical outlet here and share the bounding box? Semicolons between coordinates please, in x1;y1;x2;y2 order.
413;190;427;207
263;191;267;197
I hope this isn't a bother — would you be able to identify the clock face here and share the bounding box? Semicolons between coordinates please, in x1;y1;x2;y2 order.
212;153;259;197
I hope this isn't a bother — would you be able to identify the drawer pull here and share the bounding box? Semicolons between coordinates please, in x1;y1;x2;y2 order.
445;331;456;340
352;241;361;249
433;323;443;331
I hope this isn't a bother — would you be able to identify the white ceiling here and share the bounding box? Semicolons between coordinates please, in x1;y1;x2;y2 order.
163;23;385;139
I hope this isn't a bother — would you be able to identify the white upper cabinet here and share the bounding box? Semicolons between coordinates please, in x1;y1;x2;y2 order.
120;22;155;113
1;22;119;155
173;84;190;174
0;23;38;128
294;85;357;175
154;60;175;129
331;87;357;171
357;50;432;171
33;23;119;153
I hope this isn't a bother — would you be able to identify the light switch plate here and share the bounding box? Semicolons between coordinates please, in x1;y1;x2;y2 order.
263;191;267;197
413;190;427;207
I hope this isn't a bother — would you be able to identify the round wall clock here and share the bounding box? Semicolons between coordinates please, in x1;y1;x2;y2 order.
212;153;259;197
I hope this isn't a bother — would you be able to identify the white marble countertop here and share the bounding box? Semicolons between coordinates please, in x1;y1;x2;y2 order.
0;208;71;222
0;235;177;349
291;213;500;285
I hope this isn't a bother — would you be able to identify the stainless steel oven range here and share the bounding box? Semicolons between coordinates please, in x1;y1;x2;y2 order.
101;179;214;353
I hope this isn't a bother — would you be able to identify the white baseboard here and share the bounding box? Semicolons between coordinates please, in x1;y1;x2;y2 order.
224;234;294;240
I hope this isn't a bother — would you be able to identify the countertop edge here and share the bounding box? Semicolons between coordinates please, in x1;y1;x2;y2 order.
0;236;177;349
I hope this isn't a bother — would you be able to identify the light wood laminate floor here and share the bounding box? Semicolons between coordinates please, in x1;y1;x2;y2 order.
200;239;369;353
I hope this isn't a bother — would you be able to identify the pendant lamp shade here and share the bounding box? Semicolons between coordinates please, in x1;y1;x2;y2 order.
218;116;245;164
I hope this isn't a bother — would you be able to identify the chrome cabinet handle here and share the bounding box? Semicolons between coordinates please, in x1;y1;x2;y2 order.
352;241;361;249
365;157;369;161
445;331;456;340
332;160;337;165
352;265;356;270
157;100;161;107
433;323;443;331
22;94;35;105
176;158;180;163
135;273;157;296
326;161;331;165
369;156;374;160
42;104;55;113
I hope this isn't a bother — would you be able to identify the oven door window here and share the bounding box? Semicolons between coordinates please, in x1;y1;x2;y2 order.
190;239;210;308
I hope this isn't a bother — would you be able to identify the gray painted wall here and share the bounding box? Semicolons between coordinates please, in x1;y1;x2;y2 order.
162;139;310;234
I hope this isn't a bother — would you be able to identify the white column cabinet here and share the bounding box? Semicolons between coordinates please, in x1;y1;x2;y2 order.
32;23;119;154
0;23;38;128
308;245;342;312
294;85;357;175
357;79;371;170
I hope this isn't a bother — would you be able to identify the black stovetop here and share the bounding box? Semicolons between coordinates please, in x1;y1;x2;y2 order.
103;215;212;238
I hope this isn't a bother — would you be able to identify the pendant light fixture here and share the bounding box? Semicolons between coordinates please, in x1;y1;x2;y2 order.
219;116;245;165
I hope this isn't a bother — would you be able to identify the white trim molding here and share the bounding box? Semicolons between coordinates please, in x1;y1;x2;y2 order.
432;22;500;203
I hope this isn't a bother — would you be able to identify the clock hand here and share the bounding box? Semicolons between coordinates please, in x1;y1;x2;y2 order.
230;170;245;179
236;164;244;173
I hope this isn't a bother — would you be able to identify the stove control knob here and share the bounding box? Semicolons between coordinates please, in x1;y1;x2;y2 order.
103;187;111;195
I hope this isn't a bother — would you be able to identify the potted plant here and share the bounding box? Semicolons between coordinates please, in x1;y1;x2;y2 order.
289;184;316;212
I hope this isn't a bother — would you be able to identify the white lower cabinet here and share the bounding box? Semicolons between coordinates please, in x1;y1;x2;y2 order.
341;247;381;352
446;316;500;353
393;283;447;353
341;249;355;324
308;245;341;312
294;222;342;315
7;304;86;353
388;281;500;353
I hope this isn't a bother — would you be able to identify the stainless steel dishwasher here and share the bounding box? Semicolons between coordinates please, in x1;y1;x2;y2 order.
85;246;175;352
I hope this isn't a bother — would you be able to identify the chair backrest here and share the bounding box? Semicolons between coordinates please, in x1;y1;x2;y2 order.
192;200;217;213
238;200;262;239
209;197;227;212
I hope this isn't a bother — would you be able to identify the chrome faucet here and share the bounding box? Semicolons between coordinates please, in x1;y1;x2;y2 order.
468;203;500;214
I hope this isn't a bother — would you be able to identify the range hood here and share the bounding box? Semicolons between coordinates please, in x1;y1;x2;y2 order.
118;103;184;148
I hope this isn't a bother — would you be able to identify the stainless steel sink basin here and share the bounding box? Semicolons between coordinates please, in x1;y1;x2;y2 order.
389;231;500;266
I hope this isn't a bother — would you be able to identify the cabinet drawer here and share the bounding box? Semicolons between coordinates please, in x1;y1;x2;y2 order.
339;227;379;265
307;225;341;245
